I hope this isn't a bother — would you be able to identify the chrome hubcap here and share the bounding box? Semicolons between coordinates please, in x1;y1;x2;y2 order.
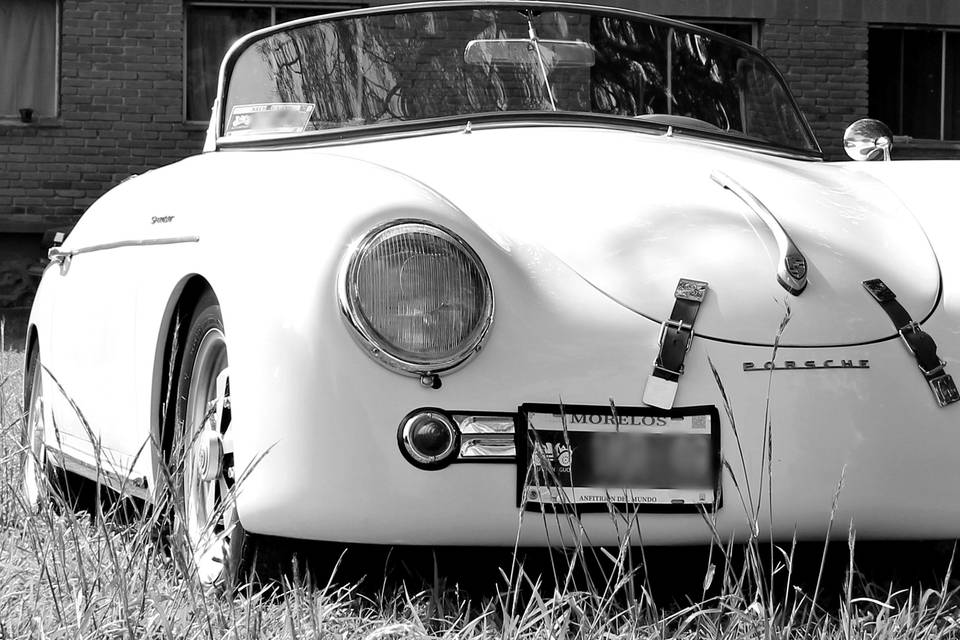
182;328;232;585
195;427;223;483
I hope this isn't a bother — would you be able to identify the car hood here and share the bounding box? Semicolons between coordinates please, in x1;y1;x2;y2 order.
333;125;940;346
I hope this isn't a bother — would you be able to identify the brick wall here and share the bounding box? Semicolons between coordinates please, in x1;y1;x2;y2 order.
762;20;869;160
0;0;205;234
0;0;206;310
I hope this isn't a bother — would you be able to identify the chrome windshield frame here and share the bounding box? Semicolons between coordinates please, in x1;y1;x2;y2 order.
211;0;822;158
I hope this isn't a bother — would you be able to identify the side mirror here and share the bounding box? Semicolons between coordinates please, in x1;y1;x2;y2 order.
843;118;893;162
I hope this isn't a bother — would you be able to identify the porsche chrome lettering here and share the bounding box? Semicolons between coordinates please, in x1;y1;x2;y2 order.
743;359;870;371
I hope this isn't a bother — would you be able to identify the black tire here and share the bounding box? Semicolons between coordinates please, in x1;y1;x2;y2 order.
20;346;48;511
170;290;264;591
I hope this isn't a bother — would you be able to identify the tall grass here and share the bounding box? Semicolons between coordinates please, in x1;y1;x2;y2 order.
0;317;958;638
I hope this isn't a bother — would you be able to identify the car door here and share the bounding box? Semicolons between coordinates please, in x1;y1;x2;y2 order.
43;245;142;483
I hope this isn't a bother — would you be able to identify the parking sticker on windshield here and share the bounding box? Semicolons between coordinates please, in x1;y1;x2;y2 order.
225;103;315;136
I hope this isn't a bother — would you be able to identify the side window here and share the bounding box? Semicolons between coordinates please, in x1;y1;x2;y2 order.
0;0;58;119
184;3;360;122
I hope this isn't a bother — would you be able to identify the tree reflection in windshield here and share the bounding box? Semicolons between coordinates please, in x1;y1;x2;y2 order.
224;6;816;152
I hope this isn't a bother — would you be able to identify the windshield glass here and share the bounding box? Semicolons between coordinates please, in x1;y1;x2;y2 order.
222;4;818;153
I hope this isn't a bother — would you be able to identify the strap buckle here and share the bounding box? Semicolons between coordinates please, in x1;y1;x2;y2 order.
652;321;692;387
919;359;947;379
897;320;922;350
657;319;695;351
644;279;708;410
898;321;944;377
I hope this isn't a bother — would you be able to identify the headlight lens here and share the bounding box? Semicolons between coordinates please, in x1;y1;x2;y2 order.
341;220;494;375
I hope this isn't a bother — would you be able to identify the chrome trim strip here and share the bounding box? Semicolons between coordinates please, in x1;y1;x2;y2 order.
218;115;823;163
711;171;809;295
459;436;516;459
46;447;151;501
454;414;515;434
48;236;200;262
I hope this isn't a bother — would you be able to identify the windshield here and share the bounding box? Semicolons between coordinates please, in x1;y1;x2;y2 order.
221;4;818;153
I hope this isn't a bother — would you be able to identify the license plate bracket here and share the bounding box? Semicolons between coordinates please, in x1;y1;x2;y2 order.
517;403;721;513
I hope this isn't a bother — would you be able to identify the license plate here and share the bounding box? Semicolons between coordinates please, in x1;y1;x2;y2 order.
519;404;720;512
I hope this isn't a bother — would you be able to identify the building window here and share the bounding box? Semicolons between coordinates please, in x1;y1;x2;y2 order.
0;0;58;119
185;3;357;122
869;27;960;141
687;20;759;47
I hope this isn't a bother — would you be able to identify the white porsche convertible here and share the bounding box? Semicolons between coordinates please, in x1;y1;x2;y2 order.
23;1;960;586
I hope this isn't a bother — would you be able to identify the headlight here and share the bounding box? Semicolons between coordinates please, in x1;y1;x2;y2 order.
340;220;494;376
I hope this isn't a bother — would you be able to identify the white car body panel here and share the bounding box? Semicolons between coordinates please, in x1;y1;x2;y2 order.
331;127;940;347
27;127;960;545
25;2;960;546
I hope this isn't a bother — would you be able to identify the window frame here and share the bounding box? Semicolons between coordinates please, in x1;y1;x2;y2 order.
628;17;760;119
869;23;960;142
0;0;61;121
183;1;358;123
212;4;819;158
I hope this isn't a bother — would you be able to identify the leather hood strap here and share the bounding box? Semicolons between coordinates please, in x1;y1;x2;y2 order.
863;278;959;408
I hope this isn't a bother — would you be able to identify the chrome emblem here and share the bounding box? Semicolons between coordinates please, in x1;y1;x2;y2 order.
675;278;708;302
785;254;807;280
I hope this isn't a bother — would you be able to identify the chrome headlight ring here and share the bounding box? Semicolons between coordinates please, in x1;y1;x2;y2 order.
338;219;495;377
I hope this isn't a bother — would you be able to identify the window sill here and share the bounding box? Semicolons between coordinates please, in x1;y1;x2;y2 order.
182;121;210;131
893;136;960;148
0;216;76;234
0;117;62;129
891;137;960;159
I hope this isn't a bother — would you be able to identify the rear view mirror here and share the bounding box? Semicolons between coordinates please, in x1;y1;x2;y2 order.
464;38;596;68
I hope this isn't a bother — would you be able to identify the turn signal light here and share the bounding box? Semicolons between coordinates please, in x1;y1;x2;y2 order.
399;410;459;469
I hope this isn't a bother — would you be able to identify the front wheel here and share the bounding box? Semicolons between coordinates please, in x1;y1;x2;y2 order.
171;291;258;589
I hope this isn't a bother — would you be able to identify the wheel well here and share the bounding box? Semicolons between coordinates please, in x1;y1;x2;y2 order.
156;276;218;463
